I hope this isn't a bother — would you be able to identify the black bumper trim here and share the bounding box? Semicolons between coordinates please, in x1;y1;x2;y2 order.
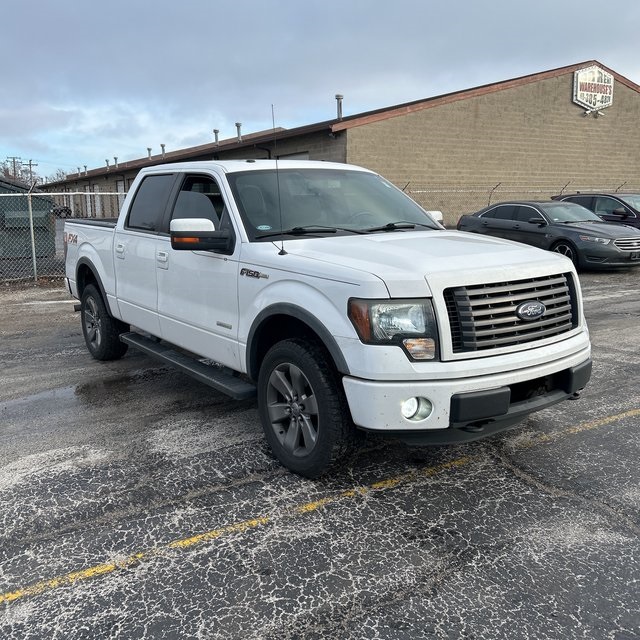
372;358;593;446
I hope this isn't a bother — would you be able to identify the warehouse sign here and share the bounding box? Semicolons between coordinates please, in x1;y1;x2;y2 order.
573;65;614;112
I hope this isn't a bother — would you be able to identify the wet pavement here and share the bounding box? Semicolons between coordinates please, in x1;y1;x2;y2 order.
0;273;639;639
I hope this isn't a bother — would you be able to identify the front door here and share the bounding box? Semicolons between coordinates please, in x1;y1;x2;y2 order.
156;173;242;371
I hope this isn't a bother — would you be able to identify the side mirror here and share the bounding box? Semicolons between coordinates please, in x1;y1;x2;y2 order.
529;217;546;226
170;218;232;252
612;207;628;218
425;210;444;224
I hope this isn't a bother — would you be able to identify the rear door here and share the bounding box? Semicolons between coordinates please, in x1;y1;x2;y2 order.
476;205;517;240
114;173;177;336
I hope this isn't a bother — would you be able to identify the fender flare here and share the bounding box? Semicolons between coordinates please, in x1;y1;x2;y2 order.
246;303;351;378
75;258;114;315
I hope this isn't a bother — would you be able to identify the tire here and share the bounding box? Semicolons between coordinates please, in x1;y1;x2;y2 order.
257;338;353;478
552;241;579;267
80;284;129;361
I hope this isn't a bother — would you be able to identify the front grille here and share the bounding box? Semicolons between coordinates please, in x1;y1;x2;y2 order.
444;273;578;353
613;237;640;251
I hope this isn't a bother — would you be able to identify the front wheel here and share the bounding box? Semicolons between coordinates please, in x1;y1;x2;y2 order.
552;241;579;267
257;339;353;478
80;284;129;361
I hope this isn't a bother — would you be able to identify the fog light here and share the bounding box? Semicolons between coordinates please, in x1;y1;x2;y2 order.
401;397;433;421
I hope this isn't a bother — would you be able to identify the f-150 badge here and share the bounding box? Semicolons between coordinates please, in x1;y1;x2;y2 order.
240;268;268;279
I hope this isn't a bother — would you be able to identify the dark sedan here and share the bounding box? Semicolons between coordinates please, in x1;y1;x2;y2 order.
457;200;640;270
552;192;640;229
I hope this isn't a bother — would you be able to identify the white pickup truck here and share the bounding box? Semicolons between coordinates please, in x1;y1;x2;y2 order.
65;160;591;477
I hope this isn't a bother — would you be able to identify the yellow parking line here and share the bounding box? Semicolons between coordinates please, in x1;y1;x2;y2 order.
0;409;637;606
513;407;640;449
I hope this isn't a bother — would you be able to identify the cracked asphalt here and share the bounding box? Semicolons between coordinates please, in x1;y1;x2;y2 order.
0;271;639;640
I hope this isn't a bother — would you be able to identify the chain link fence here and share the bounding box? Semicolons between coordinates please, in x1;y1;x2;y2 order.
2;182;639;282
0;192;123;282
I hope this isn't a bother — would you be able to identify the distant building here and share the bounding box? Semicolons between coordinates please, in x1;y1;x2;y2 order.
45;60;640;223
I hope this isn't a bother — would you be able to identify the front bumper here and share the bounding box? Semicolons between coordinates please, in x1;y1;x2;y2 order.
580;245;640;269
342;351;591;443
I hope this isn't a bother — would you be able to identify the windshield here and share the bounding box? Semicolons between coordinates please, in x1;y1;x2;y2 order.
619;195;640;210
226;168;441;240
539;202;602;223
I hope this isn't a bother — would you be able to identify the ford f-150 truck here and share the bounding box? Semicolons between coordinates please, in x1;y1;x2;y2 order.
65;160;592;477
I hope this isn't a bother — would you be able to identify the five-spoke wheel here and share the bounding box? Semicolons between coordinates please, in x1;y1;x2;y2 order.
258;339;352;477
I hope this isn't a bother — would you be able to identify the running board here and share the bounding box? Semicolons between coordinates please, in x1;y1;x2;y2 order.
120;332;256;400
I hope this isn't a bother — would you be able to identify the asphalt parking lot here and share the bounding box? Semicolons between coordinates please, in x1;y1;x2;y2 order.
0;271;639;639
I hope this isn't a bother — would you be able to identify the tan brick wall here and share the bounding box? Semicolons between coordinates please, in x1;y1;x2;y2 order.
346;72;640;189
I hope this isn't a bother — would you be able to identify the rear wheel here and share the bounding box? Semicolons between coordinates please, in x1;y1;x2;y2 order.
81;284;129;361
257;338;353;478
552;241;579;267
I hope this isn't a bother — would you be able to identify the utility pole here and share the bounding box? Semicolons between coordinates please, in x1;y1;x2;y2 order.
22;159;38;185
6;156;21;179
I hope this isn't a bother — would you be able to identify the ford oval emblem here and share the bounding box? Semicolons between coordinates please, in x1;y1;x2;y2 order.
516;300;546;321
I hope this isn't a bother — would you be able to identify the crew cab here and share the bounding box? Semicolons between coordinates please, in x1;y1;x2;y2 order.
65;160;592;477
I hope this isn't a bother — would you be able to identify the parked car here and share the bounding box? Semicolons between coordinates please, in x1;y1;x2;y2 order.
552;192;640;229
457;200;640;270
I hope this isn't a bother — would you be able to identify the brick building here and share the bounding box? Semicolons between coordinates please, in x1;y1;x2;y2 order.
47;60;640;225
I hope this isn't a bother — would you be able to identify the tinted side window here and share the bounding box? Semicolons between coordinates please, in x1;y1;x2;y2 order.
484;205;515;220
564;195;593;208
171;176;223;224
166;174;235;240
514;206;540;222
127;174;176;231
594;196;624;215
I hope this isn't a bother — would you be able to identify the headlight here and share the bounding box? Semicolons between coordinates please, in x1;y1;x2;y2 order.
348;298;438;360
578;235;610;245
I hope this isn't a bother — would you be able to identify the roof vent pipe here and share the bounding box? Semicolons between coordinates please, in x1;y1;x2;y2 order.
114;157;118;169
213;129;219;145
147;147;152;160
161;143;166;159
335;94;343;120
84;165;87;176
235;122;242;143
105;159;110;171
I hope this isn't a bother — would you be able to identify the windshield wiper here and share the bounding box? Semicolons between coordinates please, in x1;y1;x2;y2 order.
364;221;415;233
364;220;438;233
255;225;340;239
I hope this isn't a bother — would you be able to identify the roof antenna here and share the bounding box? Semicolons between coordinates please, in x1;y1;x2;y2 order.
272;104;286;255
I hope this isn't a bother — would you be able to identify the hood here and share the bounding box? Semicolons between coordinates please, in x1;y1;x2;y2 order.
557;220;640;237
282;230;573;297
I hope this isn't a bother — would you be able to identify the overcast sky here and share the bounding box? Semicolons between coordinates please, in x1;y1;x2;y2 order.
2;0;639;179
